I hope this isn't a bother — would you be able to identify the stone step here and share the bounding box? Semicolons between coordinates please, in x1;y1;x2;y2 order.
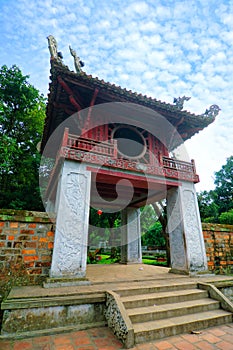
1;292;105;309
115;281;196;297
128;298;220;323
134;309;233;344
121;289;208;309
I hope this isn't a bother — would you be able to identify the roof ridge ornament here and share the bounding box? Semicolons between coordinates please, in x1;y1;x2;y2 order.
69;45;85;74
173;96;191;110
202;104;221;118
47;35;63;62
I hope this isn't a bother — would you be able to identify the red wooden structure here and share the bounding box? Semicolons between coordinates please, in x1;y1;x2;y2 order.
42;58;215;209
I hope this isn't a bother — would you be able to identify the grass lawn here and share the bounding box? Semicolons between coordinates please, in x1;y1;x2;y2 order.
88;254;167;266
142;258;167;267
88;254;119;264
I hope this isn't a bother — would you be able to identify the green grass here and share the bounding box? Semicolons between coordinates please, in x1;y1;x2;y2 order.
142;258;167;266
142;255;166;260
87;254;120;264
97;254;118;264
88;254;167;266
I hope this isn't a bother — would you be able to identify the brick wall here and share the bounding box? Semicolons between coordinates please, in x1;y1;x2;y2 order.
203;223;233;273
0;209;54;285
1;211;233;286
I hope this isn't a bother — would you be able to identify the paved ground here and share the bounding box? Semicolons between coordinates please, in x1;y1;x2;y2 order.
1;265;233;349
7;265;233;300
1;324;233;350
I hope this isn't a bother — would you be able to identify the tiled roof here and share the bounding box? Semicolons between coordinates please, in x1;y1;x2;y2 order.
41;59;216;152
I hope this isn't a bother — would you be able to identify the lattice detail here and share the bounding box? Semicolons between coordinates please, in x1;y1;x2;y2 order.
105;293;128;341
104;291;134;348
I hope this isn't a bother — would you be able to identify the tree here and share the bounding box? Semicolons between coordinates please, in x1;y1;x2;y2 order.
140;202;170;266
219;209;233;225
198;156;233;224
0;65;46;210
214;156;233;214
140;205;157;236
141;221;165;247
197;190;219;222
88;208;121;247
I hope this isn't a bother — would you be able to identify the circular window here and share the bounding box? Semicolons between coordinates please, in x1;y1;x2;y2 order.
112;126;146;159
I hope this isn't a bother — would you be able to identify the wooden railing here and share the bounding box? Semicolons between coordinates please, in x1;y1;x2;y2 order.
162;156;196;173
58;128;198;182
67;133;117;157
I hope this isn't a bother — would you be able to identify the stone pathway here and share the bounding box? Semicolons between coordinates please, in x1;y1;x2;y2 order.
1;324;233;350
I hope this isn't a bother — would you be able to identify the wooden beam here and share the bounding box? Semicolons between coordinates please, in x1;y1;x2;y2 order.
62;77;85;106
57;76;82;111
53;102;76;115
83;88;99;132
87;166;181;188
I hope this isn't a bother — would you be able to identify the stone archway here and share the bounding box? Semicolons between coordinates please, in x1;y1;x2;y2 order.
47;158;208;285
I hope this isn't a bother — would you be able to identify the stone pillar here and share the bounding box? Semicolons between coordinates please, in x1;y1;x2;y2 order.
49;161;91;280
167;181;208;275
121;207;142;264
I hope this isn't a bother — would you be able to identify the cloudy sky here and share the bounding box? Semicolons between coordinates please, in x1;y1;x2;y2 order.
0;0;232;192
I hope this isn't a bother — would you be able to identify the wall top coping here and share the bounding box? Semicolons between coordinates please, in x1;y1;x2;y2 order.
202;222;233;232
0;209;55;223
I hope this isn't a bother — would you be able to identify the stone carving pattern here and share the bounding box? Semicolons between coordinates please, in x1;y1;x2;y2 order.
167;188;187;269
57;172;86;275
183;189;206;271
60;147;197;182
105;293;128;343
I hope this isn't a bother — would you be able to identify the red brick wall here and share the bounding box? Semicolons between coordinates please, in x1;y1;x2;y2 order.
0;210;54;284
1;211;233;284
203;223;233;273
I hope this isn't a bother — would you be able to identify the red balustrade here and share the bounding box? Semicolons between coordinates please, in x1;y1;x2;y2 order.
58;129;198;183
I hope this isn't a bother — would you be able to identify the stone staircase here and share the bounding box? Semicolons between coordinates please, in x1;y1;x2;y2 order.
111;281;233;346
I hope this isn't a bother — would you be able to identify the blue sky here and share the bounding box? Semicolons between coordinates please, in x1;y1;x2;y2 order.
0;0;232;191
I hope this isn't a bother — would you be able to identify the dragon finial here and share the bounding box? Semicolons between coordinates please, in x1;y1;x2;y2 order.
47;35;63;62
69;45;85;74
173;96;191;110
202;105;221;118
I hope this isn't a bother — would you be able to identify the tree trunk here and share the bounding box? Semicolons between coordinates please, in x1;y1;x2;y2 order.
151;202;171;267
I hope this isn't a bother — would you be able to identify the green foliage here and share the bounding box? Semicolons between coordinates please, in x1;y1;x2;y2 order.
87;248;102;263
141;221;165;247
219;209;233;225
198;190;219;221
87;253;120;265
140;205;157;235
202;216;219;223
88;208;121;246
214;156;233;214
198;157;233;224
0;65;46;210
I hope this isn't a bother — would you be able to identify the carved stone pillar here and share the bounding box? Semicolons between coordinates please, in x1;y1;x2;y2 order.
49;161;91;280
167;181;208;275
121;207;142;264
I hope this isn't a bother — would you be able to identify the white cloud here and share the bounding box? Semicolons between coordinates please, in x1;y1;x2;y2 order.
0;0;232;192
125;1;149;16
